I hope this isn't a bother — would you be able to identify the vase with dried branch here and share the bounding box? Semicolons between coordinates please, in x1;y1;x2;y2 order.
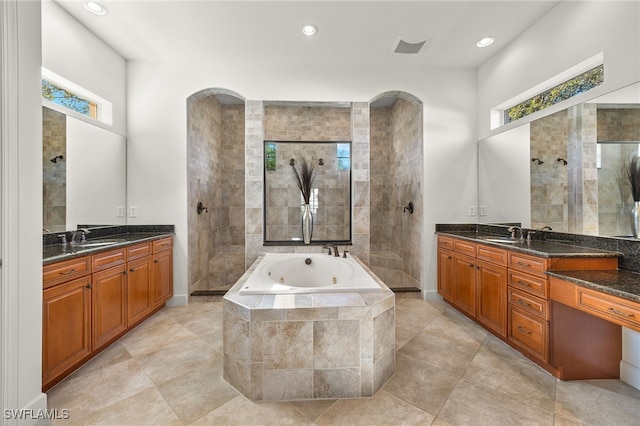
291;156;317;244
626;154;640;237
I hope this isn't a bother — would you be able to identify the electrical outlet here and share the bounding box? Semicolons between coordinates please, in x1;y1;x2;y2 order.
468;205;476;216
480;205;487;216
117;206;125;218
130;206;138;218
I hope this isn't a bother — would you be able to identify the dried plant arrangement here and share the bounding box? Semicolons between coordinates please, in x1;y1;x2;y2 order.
291;156;317;204
627;154;640;202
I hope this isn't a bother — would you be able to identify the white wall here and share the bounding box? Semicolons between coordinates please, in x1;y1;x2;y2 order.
1;0;47;421
478;1;640;140
126;61;477;302
41;0;127;135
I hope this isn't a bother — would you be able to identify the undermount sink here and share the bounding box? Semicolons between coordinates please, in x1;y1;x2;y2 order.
482;238;523;244
74;238;127;248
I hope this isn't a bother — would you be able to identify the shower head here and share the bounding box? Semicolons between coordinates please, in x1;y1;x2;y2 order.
557;157;568;165
50;155;64;163
531;158;544;165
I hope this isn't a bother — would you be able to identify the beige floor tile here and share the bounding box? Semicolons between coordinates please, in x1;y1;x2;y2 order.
397;331;478;375
135;337;221;385
63;341;132;381
175;307;223;336
287;399;338;421
438;377;555;426
189;395;313;425
158;365;239;424
420;312;488;349
119;321;198;357
383;352;461;416
315;389;434;425
463;336;557;411
394;298;442;333
395;323;421;350
126;309;180;336
52;387;182;426
198;329;223;353
47;359;156;414
555;380;640;425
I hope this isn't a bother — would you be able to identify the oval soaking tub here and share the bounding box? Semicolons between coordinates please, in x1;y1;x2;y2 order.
238;253;383;295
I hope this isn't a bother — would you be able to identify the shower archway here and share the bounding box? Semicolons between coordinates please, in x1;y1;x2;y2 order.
186;87;246;298
369;91;424;294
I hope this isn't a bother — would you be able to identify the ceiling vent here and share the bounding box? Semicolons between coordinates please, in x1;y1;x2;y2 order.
392;36;430;54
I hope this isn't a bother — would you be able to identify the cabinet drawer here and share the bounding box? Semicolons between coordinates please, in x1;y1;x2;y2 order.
508;270;548;299
454;239;476;257
577;288;640;332
477;244;507;266
508;306;548;362
509;252;548;276
127;242;152;261
509;287;549;320
43;256;91;288
152;237;173;253
92;248;126;272
438;235;454;250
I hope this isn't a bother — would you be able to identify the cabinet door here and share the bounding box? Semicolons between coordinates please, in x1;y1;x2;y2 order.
151;249;173;308
453;253;476;317
92;264;127;351
127;256;153;327
43;276;92;390
437;248;455;301
476;260;507;338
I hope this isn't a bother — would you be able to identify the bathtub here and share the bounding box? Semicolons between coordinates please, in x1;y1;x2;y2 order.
238;253;384;295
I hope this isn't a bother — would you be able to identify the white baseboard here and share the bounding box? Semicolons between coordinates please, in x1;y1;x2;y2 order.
422;289;443;302
166;294;188;307
620;360;640;391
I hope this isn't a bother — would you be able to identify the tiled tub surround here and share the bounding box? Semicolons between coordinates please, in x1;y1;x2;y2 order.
223;255;395;401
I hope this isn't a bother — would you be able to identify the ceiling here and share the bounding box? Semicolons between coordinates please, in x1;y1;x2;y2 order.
54;0;560;69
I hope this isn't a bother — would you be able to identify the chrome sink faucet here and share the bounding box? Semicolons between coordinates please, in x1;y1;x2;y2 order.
70;228;91;245
508;226;525;241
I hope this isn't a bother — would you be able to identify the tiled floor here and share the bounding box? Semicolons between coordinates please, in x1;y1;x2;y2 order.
47;296;640;425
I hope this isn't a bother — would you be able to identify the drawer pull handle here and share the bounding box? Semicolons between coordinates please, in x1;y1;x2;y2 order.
517;326;532;335
60;268;77;275
517;299;533;308
517;262;531;267
517;280;532;287
607;307;634;318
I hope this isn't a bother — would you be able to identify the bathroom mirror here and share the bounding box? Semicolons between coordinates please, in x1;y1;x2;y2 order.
43;105;127;233
263;140;352;244
478;81;640;237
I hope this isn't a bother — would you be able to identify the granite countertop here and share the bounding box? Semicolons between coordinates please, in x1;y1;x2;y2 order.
436;230;621;258
547;270;640;304
43;231;174;265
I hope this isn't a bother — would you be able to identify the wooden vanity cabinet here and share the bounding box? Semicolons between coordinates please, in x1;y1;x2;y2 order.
42;236;174;391
437;236;507;337
476;258;507;338
151;245;173;308
506;252;551;363
42;274;92;389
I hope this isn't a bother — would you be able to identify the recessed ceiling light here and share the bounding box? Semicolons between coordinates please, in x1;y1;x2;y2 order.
301;25;318;36
84;1;108;16
476;37;494;48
